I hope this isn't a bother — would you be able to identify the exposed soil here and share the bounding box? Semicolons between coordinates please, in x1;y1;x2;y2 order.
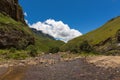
0;54;120;80
87;56;120;68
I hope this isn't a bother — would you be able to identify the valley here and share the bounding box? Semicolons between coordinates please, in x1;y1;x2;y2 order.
0;0;120;80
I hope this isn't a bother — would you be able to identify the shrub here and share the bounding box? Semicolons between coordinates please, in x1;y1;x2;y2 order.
9;47;16;53
49;47;60;53
79;41;93;53
0;50;9;59
5;51;28;60
116;29;120;42
26;45;38;57
70;46;78;53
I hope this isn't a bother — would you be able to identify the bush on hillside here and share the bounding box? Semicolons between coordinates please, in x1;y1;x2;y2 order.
49;47;60;53
5;51;28;60
9;47;16;53
117;29;120;42
79;41;93;53
70;46;79;53
26;45;38;57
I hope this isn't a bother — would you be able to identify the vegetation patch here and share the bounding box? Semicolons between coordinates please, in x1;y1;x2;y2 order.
0;49;28;60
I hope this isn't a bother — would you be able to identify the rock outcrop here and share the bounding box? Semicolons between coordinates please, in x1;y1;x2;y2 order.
0;0;34;49
94;30;120;54
117;30;120;42
0;0;25;23
0;28;34;49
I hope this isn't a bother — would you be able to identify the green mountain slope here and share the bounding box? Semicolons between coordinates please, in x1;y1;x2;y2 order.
33;29;65;52
31;28;55;40
0;13;34;49
0;12;64;52
0;0;65;52
61;16;120;54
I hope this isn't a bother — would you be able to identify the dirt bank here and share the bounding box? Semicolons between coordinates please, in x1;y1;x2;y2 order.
87;56;120;68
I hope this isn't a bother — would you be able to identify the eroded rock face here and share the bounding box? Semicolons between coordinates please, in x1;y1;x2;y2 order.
0;0;25;23
0;27;34;49
117;30;120;42
94;30;120;54
0;0;35;49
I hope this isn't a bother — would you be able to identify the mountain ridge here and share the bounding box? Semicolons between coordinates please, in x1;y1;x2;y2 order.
61;16;120;54
0;0;64;51
31;28;55;40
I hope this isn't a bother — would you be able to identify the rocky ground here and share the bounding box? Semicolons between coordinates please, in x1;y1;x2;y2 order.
0;53;120;80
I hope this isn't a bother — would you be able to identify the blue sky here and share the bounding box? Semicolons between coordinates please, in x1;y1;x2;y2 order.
19;0;120;42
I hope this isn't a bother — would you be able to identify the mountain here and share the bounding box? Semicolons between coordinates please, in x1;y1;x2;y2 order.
0;0;64;51
31;28;65;52
61;16;120;54
0;0;34;49
31;28;55;40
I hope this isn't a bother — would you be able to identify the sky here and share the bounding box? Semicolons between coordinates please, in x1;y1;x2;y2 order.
19;0;120;42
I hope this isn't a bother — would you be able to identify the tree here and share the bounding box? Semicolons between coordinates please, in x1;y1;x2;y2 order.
49;47;60;53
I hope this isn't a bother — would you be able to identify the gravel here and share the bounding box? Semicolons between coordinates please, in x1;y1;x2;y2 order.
0;54;120;80
24;58;120;80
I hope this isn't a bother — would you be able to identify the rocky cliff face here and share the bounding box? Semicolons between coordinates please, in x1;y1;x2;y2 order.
0;0;34;49
0;27;34;49
0;0;25;23
117;30;120;42
94;30;120;55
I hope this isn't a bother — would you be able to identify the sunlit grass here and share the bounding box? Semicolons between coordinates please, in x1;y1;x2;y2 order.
62;16;120;52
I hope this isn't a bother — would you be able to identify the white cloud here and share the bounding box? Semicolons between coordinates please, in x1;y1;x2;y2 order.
25;19;28;24
30;19;82;42
24;12;27;17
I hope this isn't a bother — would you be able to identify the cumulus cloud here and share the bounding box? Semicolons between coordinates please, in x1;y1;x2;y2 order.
24;12;27;17
30;19;82;42
25;19;28;24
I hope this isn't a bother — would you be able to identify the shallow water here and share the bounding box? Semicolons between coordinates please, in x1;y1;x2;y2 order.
0;57;120;80
0;66;26;80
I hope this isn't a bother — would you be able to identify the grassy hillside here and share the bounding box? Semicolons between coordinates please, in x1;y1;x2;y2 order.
0;13;65;60
61;16;120;54
31;28;55;40
0;13;64;52
0;13;35;49
34;33;65;52
0;13;32;34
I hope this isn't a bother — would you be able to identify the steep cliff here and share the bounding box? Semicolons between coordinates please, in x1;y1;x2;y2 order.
0;0;65;51
0;0;25;23
0;0;34;49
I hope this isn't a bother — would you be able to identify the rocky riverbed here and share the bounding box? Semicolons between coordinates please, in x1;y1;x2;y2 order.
0;53;120;80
